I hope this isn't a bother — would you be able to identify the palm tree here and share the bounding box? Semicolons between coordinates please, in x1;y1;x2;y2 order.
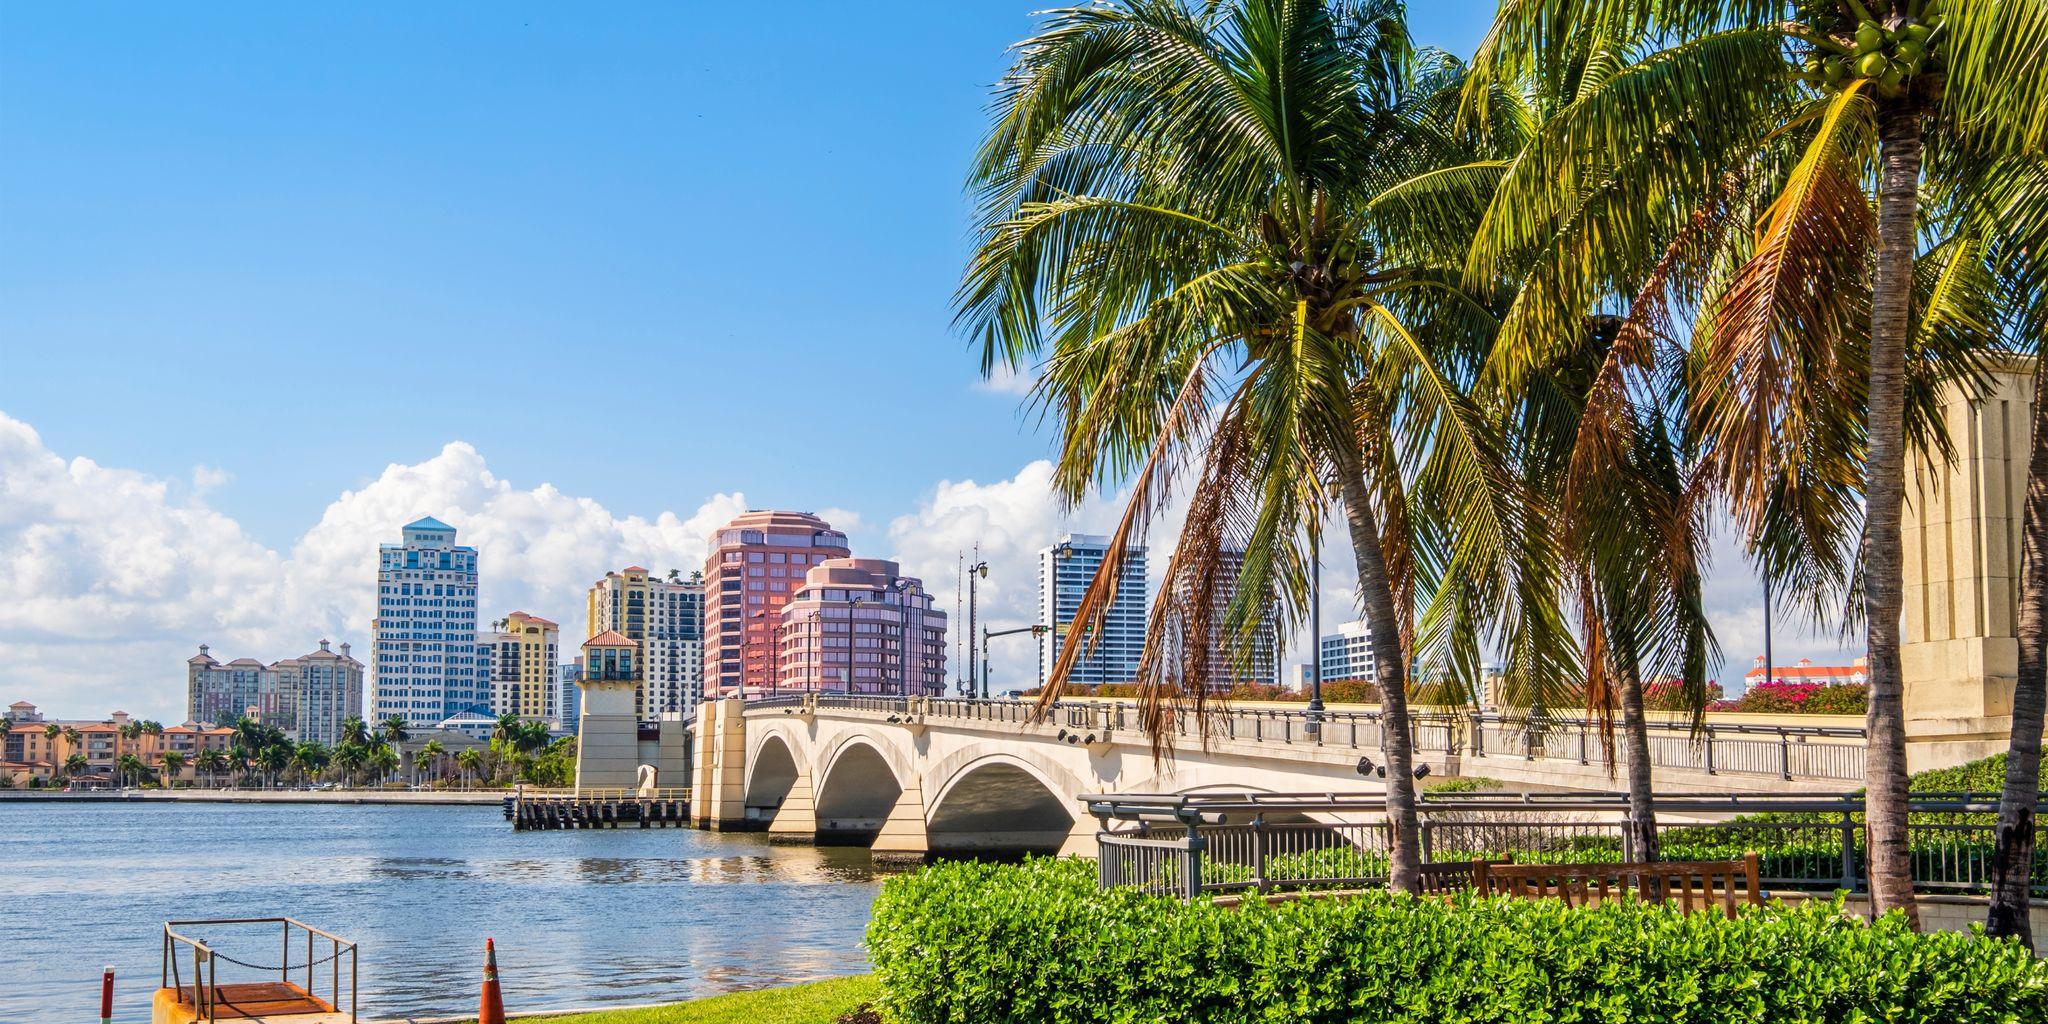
332;744;367;788
115;753;151;789
1475;0;2047;930
193;748;222;788
418;739;447;785
368;746;399;787
457;749;484;789
381;715;410;747
1415;15;1810;862
160;750;186;789
340;716;370;749
62;752;87;781
289;743;328;787
964;0;1570;892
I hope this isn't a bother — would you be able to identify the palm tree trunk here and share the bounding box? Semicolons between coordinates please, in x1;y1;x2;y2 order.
1617;667;1661;864
1986;355;2048;943
1333;440;1422;894
1862;106;1924;930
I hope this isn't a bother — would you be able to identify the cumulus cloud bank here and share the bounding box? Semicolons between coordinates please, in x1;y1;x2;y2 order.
0;408;1852;722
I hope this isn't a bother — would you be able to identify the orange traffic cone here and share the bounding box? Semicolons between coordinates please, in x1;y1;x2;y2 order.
478;938;505;1024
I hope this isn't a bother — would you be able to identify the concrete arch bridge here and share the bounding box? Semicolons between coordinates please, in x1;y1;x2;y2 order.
686;695;1867;860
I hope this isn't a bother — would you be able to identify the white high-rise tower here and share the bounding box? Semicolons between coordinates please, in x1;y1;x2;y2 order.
371;516;486;731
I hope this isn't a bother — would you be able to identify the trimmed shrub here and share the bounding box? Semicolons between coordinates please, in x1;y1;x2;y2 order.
869;858;2048;1024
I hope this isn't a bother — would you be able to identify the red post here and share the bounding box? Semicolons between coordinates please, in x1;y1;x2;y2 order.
100;965;114;1024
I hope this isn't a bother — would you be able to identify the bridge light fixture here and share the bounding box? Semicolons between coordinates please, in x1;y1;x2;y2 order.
1057;729;1069;741
1355;756;1374;776
1412;764;1431;780
1083;734;1097;744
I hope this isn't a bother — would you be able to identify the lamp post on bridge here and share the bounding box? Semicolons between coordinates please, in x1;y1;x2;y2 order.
1305;530;1324;738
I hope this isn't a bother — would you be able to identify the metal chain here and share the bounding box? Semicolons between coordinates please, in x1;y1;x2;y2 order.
203;946;349;972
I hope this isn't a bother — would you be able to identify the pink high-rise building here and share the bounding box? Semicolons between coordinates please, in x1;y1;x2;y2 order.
702;511;850;696
778;558;947;695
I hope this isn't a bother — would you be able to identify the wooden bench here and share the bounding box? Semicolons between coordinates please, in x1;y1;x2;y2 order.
1418;858;1511;895
1478;853;1762;918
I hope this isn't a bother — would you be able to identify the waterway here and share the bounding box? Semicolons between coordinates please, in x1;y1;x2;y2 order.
0;801;896;1022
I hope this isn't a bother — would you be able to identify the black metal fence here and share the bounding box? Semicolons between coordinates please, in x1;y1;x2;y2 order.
1088;792;2044;900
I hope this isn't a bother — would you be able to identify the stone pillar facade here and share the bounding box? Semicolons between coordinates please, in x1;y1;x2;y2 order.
691;696;751;829
1902;356;2036;770
574;678;641;789
767;770;818;843
868;777;930;862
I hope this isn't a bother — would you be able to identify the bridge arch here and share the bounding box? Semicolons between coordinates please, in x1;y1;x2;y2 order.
812;735;909;845
743;731;804;823
924;749;1083;855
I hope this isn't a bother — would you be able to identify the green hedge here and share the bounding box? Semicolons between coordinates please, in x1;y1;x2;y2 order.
868;858;2048;1024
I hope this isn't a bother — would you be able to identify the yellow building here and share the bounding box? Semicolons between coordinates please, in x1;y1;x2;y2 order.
483;612;560;726
588;566;704;719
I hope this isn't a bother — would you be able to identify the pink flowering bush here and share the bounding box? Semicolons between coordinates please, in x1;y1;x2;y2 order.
1729;680;1868;715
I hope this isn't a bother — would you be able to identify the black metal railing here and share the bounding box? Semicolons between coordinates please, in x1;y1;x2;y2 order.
162;917;357;1023
1087;792;2044;901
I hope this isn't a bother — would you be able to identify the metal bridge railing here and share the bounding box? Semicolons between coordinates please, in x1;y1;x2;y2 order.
162;917;357;1024
1087;792;2044;901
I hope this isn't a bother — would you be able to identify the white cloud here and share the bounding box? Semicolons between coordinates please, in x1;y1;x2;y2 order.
0;405;1872;724
975;362;1038;397
0;413;748;723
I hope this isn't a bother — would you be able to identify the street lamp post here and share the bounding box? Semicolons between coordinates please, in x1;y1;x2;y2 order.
1306;530;1324;737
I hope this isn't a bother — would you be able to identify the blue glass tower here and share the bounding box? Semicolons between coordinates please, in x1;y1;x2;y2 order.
371;516;486;730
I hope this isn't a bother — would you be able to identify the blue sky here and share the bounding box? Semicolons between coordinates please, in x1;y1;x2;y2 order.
0;2;1491;545
3;4;1840;721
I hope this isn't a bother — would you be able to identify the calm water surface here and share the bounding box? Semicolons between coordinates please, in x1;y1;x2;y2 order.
0;801;896;1022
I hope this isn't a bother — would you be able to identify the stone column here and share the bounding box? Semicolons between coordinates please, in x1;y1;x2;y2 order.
1901;356;2035;770
767;770;818;844
868;776;929;862
694;696;752;830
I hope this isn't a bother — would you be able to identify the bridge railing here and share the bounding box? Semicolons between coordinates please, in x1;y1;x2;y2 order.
770;695;1867;784
1089;792;2043;900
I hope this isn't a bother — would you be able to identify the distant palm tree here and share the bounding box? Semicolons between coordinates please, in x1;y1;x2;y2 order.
340;716;370;749
457;749;484;789
381;715;410;747
332;744;367;788
63;752;87;781
418;739;447;785
289;743;328;787
193;748;223;788
369;746;399;786
115;753;150;789
160;750;186;789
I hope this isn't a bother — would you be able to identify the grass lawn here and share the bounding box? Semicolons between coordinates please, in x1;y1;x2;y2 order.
509;975;880;1024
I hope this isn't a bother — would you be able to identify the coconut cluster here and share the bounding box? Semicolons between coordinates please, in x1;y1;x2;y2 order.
1803;2;1944;97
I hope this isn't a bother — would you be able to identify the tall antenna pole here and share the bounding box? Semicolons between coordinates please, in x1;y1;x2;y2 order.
967;543;979;699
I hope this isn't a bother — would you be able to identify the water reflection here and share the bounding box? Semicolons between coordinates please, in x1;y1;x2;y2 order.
0;803;898;1022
